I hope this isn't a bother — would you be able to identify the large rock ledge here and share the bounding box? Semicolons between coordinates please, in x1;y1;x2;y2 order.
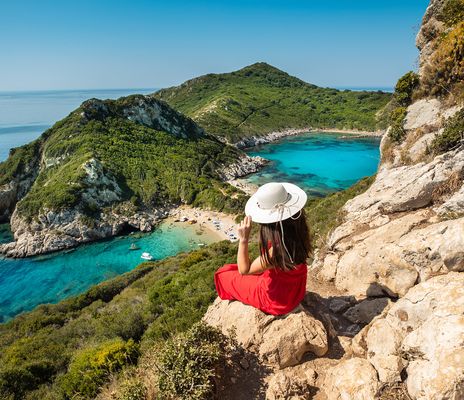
348;272;464;400
314;146;464;298
203;297;328;369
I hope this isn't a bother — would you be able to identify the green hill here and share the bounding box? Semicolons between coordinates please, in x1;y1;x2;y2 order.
0;95;250;256
154;62;392;143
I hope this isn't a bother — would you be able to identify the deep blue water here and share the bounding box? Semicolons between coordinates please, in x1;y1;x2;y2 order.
0;88;155;161
0;222;217;322
246;132;380;197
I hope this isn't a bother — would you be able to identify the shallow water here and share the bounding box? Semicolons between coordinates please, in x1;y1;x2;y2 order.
245;132;380;197
0;222;217;322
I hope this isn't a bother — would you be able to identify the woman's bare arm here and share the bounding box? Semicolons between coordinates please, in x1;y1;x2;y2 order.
237;216;252;274
236;216;274;275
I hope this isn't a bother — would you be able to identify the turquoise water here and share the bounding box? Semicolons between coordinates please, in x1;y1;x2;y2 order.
0;222;217;322
246;132;380;197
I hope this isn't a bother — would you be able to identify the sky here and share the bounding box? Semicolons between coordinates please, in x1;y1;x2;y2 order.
0;0;430;91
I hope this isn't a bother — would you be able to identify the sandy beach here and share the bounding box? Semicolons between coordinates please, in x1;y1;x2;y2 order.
168;205;240;242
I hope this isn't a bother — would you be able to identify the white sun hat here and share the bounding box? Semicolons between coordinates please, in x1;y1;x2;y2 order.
245;182;307;224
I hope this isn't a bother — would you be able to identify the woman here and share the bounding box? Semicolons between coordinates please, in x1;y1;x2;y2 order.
214;182;312;315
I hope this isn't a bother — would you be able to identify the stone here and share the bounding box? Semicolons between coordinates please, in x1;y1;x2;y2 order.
435;184;464;217
343;298;392;325
265;364;317;400
203;298;328;369
328;297;353;314
364;272;464;399
323;358;380;400
404;99;442;131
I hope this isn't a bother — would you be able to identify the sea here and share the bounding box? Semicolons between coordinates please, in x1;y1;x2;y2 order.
0;88;382;321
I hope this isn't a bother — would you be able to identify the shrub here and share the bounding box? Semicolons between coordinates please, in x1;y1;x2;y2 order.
431;108;464;154
388;107;408;143
117;377;147;400
438;0;464;26
156;322;235;400
394;71;419;106
420;22;464;97
59;338;139;399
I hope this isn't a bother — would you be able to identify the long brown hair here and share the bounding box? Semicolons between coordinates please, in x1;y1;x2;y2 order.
258;209;313;270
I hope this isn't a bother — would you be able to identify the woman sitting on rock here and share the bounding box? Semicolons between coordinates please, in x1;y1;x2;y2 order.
214;182;312;315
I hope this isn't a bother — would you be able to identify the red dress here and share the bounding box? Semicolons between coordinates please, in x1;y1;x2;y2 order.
214;262;307;315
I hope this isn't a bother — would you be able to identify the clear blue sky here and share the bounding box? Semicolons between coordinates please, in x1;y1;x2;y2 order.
0;0;429;91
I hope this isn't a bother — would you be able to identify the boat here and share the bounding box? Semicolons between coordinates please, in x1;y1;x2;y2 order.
129;243;139;250
141;252;153;260
197;243;206;247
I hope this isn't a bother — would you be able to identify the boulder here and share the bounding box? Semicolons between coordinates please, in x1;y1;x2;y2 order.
323;358;380;400
343;298;392;325
265;364;317;400
203;298;328;369
365;272;464;399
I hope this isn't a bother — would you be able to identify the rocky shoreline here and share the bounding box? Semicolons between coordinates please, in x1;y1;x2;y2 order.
0;204;173;258
233;127;383;149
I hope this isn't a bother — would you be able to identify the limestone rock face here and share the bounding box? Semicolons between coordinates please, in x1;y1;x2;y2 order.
315;146;464;298
323;358;380;400
203;298;328;369
365;273;464;399
1;204;168;258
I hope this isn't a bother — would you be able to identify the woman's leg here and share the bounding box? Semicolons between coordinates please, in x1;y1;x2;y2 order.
214;264;239;300
214;263;261;307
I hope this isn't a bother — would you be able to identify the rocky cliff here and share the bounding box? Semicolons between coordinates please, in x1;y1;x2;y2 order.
203;1;464;398
0;96;263;257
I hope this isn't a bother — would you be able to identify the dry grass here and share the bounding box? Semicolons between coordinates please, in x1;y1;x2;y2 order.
432;170;463;203
378;382;413;400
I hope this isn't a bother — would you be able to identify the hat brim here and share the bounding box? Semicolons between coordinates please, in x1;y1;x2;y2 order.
245;182;307;224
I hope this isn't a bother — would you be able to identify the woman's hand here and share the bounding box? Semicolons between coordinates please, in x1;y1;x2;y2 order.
237;216;252;244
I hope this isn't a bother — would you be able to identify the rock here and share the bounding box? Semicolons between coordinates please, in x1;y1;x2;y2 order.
435;184;464;217
343;298;392;325
203;298;328;369
328;297;353;314
404;99;442;131
2;204;167;258
218;154;268;180
234;128;312;149
323;358;380;400
317;252;338;282
0;182;17;222
364;272;464;399
265;364;317;400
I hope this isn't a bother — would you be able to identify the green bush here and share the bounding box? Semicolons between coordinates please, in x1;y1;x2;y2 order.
394;71;419;106
388;107;408;143
59;338;139;399
157;322;235;400
117;378;147;400
431;108;464;154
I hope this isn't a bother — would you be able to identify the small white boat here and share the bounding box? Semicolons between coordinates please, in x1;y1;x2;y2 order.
141;252;153;260
197;243;205;247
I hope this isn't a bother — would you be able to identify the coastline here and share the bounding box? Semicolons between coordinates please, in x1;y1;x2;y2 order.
234;127;384;149
168;205;239;242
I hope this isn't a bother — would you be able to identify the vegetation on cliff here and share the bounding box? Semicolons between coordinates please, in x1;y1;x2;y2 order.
417;0;464;101
0;96;248;223
0;176;373;399
154;63;391;143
